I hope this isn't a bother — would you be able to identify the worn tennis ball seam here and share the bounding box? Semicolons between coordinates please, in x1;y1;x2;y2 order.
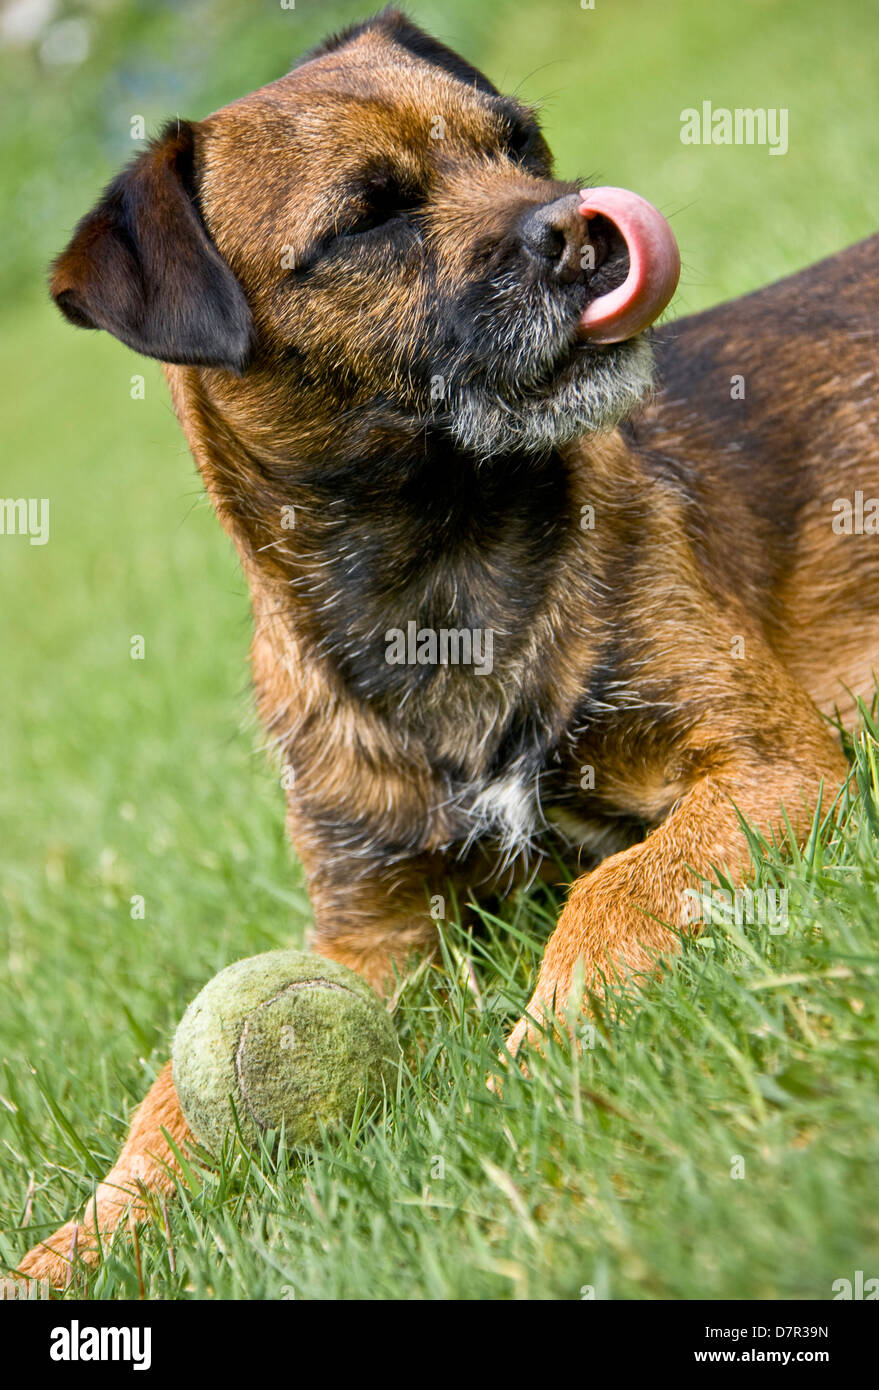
233;977;373;1132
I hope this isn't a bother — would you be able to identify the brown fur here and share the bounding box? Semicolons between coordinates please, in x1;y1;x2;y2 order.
17;10;877;1284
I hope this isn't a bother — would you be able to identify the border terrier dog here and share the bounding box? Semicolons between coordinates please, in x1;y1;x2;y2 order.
18;8;879;1282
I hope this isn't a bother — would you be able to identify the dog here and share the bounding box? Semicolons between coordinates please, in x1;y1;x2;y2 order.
17;7;879;1284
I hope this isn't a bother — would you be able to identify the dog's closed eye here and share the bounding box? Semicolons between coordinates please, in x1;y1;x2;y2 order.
504;120;541;165
287;175;424;277
340;176;423;238
495;102;553;173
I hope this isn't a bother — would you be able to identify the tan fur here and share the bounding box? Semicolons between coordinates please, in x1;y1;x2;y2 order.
16;1064;188;1288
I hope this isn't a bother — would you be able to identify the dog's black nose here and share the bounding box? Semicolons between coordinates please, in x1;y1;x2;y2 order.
520;193;595;284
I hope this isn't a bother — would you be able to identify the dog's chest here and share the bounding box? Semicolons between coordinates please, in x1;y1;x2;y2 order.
451;759;540;861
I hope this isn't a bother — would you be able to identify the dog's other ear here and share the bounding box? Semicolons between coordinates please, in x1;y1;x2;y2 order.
304;6;499;96
50;120;254;373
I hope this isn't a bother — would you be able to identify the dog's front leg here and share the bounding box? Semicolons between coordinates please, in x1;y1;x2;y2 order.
292;838;447;996
15;869;439;1287
507;731;848;1058
15;1061;190;1288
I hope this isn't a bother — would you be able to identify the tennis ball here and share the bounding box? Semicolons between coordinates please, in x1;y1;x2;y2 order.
172;949;398;1151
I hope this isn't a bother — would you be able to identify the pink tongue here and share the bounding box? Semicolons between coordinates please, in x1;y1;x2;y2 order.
576;186;680;344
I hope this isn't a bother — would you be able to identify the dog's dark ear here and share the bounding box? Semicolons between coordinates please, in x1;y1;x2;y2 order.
50;120;254;373
304;6;499;97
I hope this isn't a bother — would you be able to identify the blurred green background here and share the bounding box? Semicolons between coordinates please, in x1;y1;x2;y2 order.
1;0;878;1295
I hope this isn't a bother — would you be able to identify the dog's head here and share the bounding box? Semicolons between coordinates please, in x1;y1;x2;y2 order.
51;7;678;460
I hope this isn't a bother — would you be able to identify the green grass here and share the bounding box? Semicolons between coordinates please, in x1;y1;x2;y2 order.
1;0;878;1300
3;743;879;1300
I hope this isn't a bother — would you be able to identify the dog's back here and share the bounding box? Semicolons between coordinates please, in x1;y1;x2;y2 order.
628;234;879;721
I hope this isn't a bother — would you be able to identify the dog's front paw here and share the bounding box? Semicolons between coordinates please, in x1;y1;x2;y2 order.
504;978;574;1062
504;1011;536;1062
486;994;552;1094
16;1218;87;1290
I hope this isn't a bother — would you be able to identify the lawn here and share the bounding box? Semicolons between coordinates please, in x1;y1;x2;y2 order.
1;0;877;1300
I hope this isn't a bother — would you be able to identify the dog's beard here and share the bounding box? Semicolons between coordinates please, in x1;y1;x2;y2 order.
446;335;654;456
427;271;655;457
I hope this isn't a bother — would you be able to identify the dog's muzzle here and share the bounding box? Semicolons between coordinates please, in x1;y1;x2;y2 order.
521;186;681;345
